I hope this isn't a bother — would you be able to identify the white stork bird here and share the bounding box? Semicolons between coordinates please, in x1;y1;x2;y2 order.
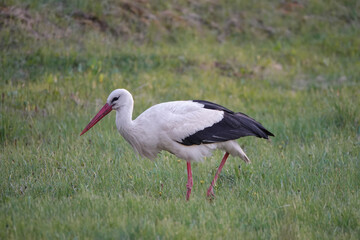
80;89;274;200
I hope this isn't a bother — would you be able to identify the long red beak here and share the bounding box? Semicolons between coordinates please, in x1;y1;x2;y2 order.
80;103;113;136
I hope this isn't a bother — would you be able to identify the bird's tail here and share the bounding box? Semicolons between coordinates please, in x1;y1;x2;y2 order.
219;141;251;163
239;148;251;163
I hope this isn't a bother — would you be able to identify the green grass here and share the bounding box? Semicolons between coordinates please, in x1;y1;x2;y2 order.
1;0;360;239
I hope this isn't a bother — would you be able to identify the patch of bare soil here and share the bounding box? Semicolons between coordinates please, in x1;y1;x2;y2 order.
0;5;67;40
1;1;287;42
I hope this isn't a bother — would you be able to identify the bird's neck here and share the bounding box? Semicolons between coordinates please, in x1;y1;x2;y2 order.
115;102;143;155
115;103;134;133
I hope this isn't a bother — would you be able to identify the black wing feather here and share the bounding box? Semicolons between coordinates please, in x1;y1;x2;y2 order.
180;100;274;146
193;100;234;113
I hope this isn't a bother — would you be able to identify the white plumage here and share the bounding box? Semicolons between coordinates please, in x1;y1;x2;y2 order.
81;89;274;200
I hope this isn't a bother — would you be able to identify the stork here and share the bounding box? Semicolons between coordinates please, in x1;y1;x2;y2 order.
80;89;274;200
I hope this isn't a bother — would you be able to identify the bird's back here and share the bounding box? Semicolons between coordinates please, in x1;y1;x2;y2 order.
135;100;225;142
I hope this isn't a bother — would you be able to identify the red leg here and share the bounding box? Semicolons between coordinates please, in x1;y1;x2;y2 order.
207;152;230;198
186;161;193;201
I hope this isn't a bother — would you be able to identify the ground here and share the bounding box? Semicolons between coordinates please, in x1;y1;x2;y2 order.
1;0;359;239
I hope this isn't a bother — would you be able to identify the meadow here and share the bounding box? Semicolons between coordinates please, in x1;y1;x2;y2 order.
1;0;359;239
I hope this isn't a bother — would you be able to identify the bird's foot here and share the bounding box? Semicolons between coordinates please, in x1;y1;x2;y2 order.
206;186;215;200
186;180;193;201
186;187;192;201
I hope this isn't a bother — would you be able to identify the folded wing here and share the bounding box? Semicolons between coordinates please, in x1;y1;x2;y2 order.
179;100;274;146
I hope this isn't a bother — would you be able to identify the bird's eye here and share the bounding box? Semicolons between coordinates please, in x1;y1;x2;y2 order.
111;96;119;103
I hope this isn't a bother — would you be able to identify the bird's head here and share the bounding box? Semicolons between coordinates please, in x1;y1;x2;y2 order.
80;89;132;136
106;89;132;110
